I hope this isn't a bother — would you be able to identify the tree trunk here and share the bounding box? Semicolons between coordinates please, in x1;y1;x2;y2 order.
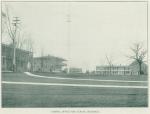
139;62;142;75
13;40;16;72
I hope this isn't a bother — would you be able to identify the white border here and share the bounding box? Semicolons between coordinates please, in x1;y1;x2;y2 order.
0;0;149;114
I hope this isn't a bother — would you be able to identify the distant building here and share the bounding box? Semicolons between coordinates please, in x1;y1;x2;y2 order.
69;68;82;74
1;43;33;72
129;61;148;75
96;61;148;76
96;66;131;75
33;55;67;72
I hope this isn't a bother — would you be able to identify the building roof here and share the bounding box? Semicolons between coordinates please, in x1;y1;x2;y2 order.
34;55;67;61
129;60;147;67
2;43;33;54
96;65;128;68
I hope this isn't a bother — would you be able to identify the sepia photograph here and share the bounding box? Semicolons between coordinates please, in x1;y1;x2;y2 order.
1;0;148;108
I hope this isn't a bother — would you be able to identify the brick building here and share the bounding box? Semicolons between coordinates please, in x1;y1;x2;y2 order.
1;43;33;72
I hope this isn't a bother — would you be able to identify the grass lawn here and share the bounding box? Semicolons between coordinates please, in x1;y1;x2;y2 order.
1;72;148;107
2;73;148;86
2;84;148;107
33;72;148;81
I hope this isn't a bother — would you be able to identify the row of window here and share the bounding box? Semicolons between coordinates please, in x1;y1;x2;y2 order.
96;71;131;74
97;68;130;70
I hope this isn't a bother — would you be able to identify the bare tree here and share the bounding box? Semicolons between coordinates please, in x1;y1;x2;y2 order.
2;5;34;72
23;34;34;52
2;6;21;72
24;36;34;72
128;42;147;75
105;55;113;66
105;54;113;75
15;31;26;49
2;11;7;34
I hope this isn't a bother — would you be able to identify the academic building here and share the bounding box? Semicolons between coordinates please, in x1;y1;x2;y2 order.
1;43;33;72
33;55;67;72
96;62;148;76
96;66;131;75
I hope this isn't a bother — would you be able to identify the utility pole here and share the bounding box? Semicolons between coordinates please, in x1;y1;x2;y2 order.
66;3;71;74
12;17;20;72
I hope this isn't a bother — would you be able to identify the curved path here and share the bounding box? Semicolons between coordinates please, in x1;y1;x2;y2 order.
2;81;148;88
24;72;147;83
2;72;147;89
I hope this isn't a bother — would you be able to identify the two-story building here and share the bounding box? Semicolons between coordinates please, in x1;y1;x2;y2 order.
1;43;33;72
33;55;67;72
96;61;148;76
96;65;131;75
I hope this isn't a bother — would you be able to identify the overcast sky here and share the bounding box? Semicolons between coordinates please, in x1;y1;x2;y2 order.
2;2;147;71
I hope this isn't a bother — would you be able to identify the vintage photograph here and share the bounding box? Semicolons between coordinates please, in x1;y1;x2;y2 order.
1;1;148;107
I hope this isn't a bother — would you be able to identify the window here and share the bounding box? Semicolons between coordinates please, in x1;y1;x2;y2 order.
2;56;6;65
